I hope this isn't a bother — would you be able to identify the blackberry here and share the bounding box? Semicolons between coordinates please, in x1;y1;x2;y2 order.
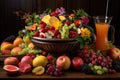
112;60;120;72
81;63;92;74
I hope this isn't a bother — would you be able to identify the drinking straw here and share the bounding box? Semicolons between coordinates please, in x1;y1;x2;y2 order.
105;0;110;23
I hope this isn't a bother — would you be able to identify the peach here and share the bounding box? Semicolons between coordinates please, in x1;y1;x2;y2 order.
1;42;14;50
11;47;22;56
13;37;23;47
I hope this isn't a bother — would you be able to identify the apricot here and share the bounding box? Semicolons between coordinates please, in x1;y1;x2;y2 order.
13;37;23;47
11;47;22;55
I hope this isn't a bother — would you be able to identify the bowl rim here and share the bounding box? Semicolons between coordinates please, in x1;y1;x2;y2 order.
31;37;77;42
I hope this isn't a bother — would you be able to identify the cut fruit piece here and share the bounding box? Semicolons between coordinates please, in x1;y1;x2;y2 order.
32;66;45;75
3;65;19;74
49;16;62;30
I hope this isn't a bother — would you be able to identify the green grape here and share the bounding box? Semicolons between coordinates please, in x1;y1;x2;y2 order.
61;25;69;39
19;42;28;48
103;67;108;73
97;70;104;75
18;48;29;55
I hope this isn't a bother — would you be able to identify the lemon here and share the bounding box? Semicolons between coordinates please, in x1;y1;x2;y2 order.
41;15;51;25
32;66;45;75
33;55;48;67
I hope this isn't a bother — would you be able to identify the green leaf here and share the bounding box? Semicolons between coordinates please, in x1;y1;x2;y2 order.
75;36;85;49
87;26;94;33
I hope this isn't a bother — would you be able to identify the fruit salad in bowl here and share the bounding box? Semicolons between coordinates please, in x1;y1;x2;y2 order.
17;7;94;55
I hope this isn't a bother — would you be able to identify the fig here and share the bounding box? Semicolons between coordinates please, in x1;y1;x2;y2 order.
32;66;45;75
3;65;19;74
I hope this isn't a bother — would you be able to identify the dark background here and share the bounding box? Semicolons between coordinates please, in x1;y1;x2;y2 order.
0;0;120;46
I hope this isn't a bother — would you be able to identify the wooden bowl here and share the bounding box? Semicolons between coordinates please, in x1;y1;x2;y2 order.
31;37;79;57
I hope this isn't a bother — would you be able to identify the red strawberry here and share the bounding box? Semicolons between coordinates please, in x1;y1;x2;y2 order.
50;26;55;31
69;30;78;38
33;31;39;37
65;22;72;26
50;12;55;16
57;34;61;39
54;30;59;37
42;51;48;56
47;55;53;61
40;21;46;28
1;50;11;55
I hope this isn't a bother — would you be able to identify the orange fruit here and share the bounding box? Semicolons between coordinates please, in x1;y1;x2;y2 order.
13;37;23;47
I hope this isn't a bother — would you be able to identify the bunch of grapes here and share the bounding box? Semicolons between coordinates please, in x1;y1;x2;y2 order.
77;47;116;75
46;64;63;76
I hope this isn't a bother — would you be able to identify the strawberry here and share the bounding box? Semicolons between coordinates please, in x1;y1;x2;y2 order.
42;51;48;56
69;30;78;38
1;50;11;55
57;34;61;39
33;31;39;37
54;30;59;37
47;55;53;61
40;21;46;28
65;22;72;26
50;12;55;16
50;26;55;31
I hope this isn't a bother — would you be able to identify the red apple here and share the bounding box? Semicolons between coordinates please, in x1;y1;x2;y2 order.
56;55;71;70
109;47;120;60
4;57;19;66
72;57;84;70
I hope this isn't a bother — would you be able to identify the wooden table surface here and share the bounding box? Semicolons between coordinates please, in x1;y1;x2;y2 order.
0;65;120;80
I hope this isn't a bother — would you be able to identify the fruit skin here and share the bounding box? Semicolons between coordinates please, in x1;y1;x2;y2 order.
13;37;23;47
0;42;14;51
109;47;120;60
56;55;71;70
32;66;45;75
3;65;19;74
1;50;11;55
20;55;34;65
72;57;84;70
11;47;22;55
33;55;48;67
4;57;19;66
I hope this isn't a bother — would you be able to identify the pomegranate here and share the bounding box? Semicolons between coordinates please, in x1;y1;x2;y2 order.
18;62;32;73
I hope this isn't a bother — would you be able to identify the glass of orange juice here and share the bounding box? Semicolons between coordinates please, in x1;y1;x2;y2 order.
93;16;114;50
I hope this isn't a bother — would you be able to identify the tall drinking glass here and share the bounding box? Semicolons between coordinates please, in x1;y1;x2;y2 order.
93;16;114;50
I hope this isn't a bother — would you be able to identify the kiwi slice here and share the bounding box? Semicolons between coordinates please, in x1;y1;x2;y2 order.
32;66;45;75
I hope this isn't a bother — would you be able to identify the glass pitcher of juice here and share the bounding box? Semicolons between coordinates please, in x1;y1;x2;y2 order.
93;16;115;50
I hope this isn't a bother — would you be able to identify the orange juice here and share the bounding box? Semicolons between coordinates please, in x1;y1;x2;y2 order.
95;23;109;50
